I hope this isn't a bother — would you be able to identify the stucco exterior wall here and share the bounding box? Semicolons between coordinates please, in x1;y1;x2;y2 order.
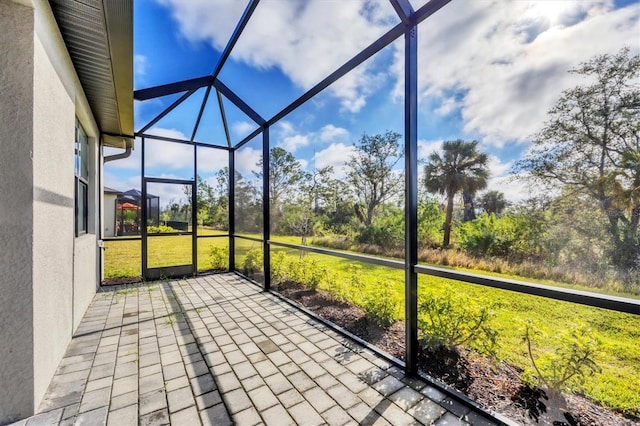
0;1;36;422
32;31;76;408
0;1;101;422
104;194;118;237
32;0;101;409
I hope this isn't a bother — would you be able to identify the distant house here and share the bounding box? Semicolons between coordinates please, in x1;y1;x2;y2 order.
111;189;160;236
103;186;123;237
0;1;132;422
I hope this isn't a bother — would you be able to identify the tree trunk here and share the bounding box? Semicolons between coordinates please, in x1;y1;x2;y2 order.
462;191;476;222
443;191;455;247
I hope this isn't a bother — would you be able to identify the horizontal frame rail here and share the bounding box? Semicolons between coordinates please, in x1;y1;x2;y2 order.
146;232;193;237
268;240;405;270
233;234;264;243
102;236;141;242
415;264;640;315
135;132;231;150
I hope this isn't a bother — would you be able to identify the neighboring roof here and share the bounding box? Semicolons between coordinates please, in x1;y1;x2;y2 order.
104;186;123;195
49;0;134;150
122;189;159;200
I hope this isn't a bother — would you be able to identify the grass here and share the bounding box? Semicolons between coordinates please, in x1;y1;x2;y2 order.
104;232;640;416
104;228;227;277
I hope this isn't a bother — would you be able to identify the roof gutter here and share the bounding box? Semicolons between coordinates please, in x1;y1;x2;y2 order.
102;132;134;163
104;146;132;163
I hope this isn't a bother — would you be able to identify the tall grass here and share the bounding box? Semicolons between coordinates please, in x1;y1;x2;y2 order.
311;235;640;297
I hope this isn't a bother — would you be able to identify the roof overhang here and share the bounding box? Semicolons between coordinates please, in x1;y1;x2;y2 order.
50;0;134;149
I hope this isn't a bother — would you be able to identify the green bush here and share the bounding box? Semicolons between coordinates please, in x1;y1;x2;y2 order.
270;251;289;283
270;251;328;291
417;285;498;354
418;198;445;248
356;210;404;249
242;248;263;274
360;280;401;327
209;245;229;270
522;321;601;395
457;213;541;260
147;225;176;233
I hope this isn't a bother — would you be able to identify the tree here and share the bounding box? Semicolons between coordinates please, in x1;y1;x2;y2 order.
282;165;335;246
234;169;261;233
255;147;308;233
423;140;489;247
346;131;403;227
516;48;640;269
479;190;508;215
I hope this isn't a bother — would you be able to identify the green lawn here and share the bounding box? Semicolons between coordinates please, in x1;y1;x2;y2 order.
104;229;228;276
104;233;640;416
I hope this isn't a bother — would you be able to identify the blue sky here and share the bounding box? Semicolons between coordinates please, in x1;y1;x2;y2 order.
105;0;640;207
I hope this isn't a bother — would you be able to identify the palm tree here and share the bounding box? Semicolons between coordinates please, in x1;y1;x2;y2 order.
479;190;507;215
424;140;489;247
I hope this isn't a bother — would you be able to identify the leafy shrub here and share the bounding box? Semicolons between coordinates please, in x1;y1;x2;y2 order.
417;286;498;354
209;245;229;270
360;280;401;327
270;251;289;283
418;198;445;248
270;251;328;291
242;248;263;274
147;225;176;233
356;210;404;249
522;321;601;395
300;258;328;291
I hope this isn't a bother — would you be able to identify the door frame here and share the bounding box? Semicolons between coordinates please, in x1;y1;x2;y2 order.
142;177;197;281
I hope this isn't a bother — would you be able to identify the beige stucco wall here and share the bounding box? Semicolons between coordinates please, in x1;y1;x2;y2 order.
0;1;36;422
33;0;101;409
0;1;101;422
104;194;118;237
32;29;76;408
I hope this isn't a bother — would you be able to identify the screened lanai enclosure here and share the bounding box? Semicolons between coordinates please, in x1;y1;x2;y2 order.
102;0;640;423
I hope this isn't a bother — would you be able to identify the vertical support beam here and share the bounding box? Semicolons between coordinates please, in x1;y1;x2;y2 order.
192;144;198;275
141;137;148;279
404;23;419;376
229;150;235;271
262;127;271;290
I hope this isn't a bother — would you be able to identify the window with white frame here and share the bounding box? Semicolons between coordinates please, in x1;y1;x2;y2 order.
75;120;89;235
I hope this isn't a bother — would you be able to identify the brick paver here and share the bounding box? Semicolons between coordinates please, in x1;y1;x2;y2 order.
13;273;498;425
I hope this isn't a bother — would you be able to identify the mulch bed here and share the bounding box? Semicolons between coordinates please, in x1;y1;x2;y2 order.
275;280;638;426
101;276;143;286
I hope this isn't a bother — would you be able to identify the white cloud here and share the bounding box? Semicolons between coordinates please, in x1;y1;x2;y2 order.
232;121;256;138
297;159;309;171
273;122;350;154
103;172;140;193
280;134;309;152
235;146;261;176
319;124;350;143
104;127;227;177
198;147;228;173
434;97;461;117
134;54;148;76
393;0;639;147
157;0;398;113
104;128;192;171
417;139;443;161
487;173;535;204
487;155;512;178
314;143;356;179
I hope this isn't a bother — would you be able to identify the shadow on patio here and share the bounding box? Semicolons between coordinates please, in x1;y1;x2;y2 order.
15;274;498;426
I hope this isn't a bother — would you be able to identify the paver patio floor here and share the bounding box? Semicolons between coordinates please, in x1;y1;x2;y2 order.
13;273;497;425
